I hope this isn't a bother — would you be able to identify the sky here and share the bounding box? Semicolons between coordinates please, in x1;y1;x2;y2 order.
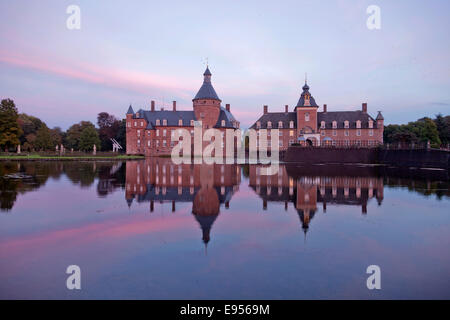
0;0;449;130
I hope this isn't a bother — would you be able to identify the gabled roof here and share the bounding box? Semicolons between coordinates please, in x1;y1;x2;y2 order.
215;107;237;128
249;112;297;129
193;67;221;101
135;110;197;129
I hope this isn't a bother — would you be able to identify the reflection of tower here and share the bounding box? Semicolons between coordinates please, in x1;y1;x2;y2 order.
192;165;220;248
295;181;318;240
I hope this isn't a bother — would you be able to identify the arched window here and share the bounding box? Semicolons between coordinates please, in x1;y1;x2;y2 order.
278;121;283;128
305;112;310;121
289;121;294;128
344;120;349;128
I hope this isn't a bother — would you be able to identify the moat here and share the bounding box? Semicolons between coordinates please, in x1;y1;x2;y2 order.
0;160;449;299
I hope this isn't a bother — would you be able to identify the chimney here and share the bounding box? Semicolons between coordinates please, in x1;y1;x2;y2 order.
226;103;230;112
151;100;155;112
173;101;176;111
263;105;268;114
323;104;327;113
362;103;367;113
285;105;289;113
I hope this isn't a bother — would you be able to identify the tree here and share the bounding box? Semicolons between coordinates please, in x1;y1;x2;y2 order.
18;113;44;145
78;126;101;152
66;121;96;150
50;127;63;147
114;119;126;152
97;112;120;150
434;113;450;145
34;124;53;151
0;99;23;151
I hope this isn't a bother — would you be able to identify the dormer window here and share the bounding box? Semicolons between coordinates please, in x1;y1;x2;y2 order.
178;119;183;126
190;120;194;126
257;121;261;129
356;120;361;129
156;119;160;126
369;120;373;129
332;121;337;129
305;112;310;121
289;121;294;128
221;120;225;127
163;119;167;126
136;112;139;117
267;121;272;129
344;120;349;128
278;121;283;128
321;121;325;129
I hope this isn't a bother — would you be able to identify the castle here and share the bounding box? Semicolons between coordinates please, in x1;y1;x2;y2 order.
126;67;384;155
250;81;384;149
126;67;240;156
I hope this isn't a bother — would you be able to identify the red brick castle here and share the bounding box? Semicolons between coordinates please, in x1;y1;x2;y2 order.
126;67;240;155
250;81;384;149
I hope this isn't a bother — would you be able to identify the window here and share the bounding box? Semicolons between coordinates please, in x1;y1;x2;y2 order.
221;120;226;127
279;131;283;136
147;141;150;147
369;129;374;136
356;129;361;136
332;121;337;129
134;121;137;126
190;120;194;126
356;120;361;129
156;140;159;147
290;130;294;137
279;140;283;147
178;119;183;126
256;121;261;129
369;120;373;129
156;119;160;126
333;130;337;136
344;120;349;128
267;121;272;128
278;121;283;128
305;112;310;121
163;119;167;126
127;122;131;127
289;121;294;128
321;121;325;129
140;121;143;126
163;140;166;147
344;130;349;137
137;130;140;137
163;129;167;137
321;130;325;136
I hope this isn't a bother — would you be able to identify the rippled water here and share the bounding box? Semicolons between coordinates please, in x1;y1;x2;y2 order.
0;160;449;299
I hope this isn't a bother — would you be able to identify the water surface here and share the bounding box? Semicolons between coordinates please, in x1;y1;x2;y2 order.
0;160;449;299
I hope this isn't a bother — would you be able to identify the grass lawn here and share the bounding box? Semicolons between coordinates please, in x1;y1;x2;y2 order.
0;154;145;160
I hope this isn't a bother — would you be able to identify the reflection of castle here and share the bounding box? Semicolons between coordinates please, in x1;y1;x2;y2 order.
125;158;241;246
248;165;384;237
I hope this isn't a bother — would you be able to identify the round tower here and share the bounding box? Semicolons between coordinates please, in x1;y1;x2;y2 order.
193;66;222;129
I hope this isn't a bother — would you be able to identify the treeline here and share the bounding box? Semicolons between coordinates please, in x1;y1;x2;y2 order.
0;98;126;152
384;114;449;148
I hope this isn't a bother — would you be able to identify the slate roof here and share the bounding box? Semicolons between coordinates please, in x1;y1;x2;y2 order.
249;110;379;129
295;83;319;108
132;106;237;129
249;112;297;129
376;111;384;120
317;111;378;129
127;105;134;114
193;67;221;101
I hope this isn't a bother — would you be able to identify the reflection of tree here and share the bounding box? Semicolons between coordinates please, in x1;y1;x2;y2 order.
0;161;125;211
